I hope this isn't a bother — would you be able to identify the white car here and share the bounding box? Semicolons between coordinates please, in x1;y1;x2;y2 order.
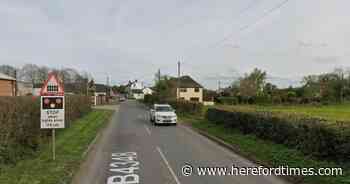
150;104;177;125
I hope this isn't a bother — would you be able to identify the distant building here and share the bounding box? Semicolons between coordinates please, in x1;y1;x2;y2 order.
126;80;145;99
93;83;110;105
32;83;42;96
172;75;203;103
143;87;153;95
0;72;16;96
17;81;33;96
132;89;144;100
203;89;216;106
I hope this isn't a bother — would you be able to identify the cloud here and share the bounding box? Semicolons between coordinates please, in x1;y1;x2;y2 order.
313;56;339;64
1;0;350;88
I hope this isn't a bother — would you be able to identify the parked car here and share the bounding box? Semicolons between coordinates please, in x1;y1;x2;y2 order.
150;104;177;125
119;96;126;102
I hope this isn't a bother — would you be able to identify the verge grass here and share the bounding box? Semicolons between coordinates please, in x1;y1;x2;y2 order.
0;110;113;184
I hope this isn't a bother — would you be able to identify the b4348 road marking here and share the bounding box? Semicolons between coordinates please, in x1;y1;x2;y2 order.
107;152;140;184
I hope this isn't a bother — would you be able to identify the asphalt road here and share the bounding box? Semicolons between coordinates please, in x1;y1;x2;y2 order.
72;100;289;184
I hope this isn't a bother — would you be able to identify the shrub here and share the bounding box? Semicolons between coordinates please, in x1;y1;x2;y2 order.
205;108;350;161
168;100;203;116
217;97;239;105
0;95;91;166
143;94;159;106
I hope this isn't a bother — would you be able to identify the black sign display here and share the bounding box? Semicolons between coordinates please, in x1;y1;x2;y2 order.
42;97;64;110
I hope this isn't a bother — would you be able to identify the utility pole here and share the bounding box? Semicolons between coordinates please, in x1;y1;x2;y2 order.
106;75;110;103
14;69;18;96
158;69;161;82
177;61;181;100
218;81;221;91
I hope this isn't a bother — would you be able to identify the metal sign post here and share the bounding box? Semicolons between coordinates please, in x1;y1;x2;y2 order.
40;73;65;161
52;129;56;160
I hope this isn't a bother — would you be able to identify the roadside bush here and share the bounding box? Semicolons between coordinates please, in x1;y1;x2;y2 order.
0;95;91;166
217;97;239;105
143;94;159;106
168;100;203;116
206;108;350;161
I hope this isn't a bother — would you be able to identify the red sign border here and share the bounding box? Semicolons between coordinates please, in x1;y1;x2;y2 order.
40;73;65;96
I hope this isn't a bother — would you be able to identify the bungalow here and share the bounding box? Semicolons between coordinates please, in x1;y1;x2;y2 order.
0;72;16;96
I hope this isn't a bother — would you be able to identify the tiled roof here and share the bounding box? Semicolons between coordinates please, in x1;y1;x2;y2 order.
170;75;203;88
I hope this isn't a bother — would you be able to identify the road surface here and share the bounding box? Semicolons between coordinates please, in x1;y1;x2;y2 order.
72;100;289;184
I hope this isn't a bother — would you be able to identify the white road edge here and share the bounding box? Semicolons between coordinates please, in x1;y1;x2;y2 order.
157;146;181;184
144;125;151;135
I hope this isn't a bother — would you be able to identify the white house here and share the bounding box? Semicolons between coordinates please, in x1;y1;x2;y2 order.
143;87;153;95
127;80;145;99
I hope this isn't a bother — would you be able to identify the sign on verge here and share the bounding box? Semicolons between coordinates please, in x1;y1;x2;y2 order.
40;96;65;129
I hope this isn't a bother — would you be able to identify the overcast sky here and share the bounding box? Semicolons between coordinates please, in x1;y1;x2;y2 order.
1;0;350;89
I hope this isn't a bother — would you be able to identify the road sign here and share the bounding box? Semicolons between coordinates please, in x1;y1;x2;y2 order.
40;73;64;96
40;73;65;161
41;96;65;129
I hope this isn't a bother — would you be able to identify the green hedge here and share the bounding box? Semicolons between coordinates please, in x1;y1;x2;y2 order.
143;94;203;116
143;94;159;106
168;100;203;116
206;108;350;161
0;96;91;166
216;97;239;105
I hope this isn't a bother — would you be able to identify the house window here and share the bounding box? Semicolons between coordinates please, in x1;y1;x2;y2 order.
194;88;200;92
179;88;187;93
190;97;199;102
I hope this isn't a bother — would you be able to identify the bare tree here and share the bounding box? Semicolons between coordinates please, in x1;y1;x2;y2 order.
0;65;17;78
20;64;40;85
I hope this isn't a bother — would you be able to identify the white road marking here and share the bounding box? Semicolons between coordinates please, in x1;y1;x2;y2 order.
156;147;181;184
144;125;151;135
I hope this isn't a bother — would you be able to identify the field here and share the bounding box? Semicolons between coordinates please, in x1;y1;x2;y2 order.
216;103;350;122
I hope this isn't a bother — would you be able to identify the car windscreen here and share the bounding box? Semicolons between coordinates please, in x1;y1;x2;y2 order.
155;106;173;112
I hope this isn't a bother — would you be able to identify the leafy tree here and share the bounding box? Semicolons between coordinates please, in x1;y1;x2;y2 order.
239;68;267;98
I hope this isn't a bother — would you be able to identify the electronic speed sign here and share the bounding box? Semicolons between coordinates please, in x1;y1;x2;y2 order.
40;96;65;129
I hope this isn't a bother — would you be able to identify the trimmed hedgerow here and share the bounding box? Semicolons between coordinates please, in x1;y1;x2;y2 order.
0;96;91;166
168;100;203;116
206;108;350;161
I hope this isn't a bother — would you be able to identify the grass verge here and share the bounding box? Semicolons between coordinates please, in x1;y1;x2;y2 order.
180;115;350;184
0;109;113;184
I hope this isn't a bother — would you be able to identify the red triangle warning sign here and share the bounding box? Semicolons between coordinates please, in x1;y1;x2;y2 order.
40;73;64;96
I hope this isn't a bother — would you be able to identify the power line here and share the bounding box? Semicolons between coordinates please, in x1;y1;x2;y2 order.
174;0;261;30
184;0;291;60
211;0;290;47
